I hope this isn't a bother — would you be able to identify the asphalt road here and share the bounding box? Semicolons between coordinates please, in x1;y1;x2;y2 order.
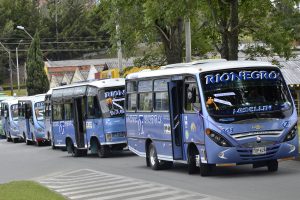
0;139;300;200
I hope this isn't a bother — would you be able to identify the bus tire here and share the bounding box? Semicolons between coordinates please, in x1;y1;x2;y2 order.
267;160;278;172
23;133;26;143
98;145;110;158
200;163;213;177
188;154;199;174
149;143;160;170
6;133;12;142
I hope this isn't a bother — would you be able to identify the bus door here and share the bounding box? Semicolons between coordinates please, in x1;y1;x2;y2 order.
73;97;86;148
26;103;34;140
168;79;184;160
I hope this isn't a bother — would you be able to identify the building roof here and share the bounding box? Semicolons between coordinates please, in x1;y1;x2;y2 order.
247;56;300;85
45;58;134;68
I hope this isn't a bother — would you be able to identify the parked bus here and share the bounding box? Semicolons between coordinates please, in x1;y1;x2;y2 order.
125;60;298;176
0;95;14;139
18;96;32;142
51;79;126;157
0;98;20;142
19;94;48;146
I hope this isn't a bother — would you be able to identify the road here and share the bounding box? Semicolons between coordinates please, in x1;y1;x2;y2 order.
0;139;300;200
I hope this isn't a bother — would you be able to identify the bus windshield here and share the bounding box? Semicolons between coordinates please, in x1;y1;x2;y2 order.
34;102;45;121
200;68;293;124
99;87;125;118
11;104;18;121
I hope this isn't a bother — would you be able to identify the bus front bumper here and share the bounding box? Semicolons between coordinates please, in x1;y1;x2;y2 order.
205;136;299;166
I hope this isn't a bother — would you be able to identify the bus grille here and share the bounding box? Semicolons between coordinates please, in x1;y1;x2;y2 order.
231;130;283;140
236;144;280;161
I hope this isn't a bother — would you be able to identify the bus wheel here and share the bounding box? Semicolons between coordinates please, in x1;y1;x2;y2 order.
200;163;213;177
267;160;278;172
98;145;110;158
188;154;199;174
23;133;26;143
149;143;160;170
6;133;12;142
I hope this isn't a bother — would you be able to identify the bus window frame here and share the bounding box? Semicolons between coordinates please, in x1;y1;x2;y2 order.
183;75;202;114
126;81;138;113
137;79;153;113
153;77;170;113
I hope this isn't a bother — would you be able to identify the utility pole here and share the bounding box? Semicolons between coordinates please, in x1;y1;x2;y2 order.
0;42;13;96
185;0;191;63
16;47;20;92
185;18;191;63
116;23;123;72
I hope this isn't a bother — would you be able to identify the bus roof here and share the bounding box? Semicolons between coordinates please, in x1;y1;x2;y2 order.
52;78;125;91
126;60;276;80
1;98;19;106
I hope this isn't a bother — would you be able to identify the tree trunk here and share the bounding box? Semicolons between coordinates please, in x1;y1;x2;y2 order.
228;0;239;60
158;18;183;64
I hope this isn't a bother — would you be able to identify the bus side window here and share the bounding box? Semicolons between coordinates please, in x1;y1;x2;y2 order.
184;77;201;112
64;103;73;120
154;79;169;111
126;81;137;112
138;80;153;112
87;96;100;118
53;104;63;121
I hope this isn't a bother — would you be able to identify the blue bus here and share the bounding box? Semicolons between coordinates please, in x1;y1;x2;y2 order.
0;98;20;142
18;94;48;146
126;60;298;176
51;79;126;157
0;96;14;139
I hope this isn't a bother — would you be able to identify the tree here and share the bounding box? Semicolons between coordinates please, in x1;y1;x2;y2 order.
101;0;201;64
200;0;300;60
26;32;49;95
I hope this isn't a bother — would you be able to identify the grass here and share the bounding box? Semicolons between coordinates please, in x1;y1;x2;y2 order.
0;181;66;200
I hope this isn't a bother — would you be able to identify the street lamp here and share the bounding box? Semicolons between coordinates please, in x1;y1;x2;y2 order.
0;42;13;96
16;40;23;92
16;25;34;39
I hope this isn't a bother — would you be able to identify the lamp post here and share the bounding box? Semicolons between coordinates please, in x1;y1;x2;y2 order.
0;42;13;96
16;25;34;39
16;40;23;92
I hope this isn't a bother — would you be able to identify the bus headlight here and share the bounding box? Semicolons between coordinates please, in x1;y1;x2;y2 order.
106;133;112;142
284;125;297;142
206;128;232;147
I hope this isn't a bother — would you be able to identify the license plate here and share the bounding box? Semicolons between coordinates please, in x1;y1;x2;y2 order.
252;147;266;155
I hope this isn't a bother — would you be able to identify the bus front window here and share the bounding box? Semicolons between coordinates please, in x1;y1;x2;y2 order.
200;68;293;124
99;87;125;118
34;102;45;121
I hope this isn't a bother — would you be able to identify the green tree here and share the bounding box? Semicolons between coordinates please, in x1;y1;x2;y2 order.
26;32;49;95
201;0;300;60
101;0;202;64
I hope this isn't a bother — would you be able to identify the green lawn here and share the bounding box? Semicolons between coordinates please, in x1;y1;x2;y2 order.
0;181;66;200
